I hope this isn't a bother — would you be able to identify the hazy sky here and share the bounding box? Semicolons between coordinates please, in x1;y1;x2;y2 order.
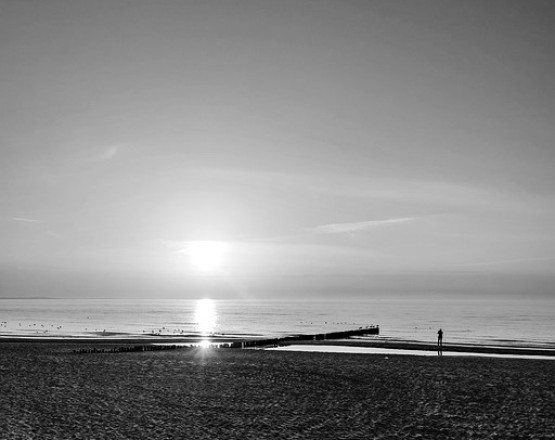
1;0;554;298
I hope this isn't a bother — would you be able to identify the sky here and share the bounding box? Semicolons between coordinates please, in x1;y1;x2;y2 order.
1;0;554;299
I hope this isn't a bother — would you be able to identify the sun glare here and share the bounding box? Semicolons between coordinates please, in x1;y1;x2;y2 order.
199;340;211;349
188;241;227;272
194;298;217;335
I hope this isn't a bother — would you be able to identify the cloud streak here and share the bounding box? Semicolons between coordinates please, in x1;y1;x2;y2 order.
12;217;42;223
157;217;419;248
310;217;417;234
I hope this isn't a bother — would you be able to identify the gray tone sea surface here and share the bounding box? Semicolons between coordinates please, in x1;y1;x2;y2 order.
0;295;553;348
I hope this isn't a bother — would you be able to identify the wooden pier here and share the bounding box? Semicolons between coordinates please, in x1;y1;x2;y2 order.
229;325;379;349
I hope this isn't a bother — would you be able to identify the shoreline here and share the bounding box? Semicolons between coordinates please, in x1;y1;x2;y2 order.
270;344;555;360
2;334;554;358
300;338;555;357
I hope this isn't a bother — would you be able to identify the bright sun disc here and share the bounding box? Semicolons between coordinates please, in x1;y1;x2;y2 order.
189;241;226;272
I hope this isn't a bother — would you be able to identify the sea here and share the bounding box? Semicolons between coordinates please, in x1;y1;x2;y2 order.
0;294;553;348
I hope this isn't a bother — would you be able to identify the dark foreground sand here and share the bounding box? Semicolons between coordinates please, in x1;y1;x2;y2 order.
1;343;553;439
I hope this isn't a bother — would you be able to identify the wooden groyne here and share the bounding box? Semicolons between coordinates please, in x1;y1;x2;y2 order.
69;326;380;354
229;325;380;349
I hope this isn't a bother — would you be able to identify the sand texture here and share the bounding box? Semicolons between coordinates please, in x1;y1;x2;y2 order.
1;343;554;439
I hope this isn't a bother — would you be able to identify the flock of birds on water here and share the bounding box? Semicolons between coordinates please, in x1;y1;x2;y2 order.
1;319;374;337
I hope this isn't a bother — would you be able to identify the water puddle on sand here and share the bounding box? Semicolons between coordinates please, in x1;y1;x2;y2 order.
268;345;555;360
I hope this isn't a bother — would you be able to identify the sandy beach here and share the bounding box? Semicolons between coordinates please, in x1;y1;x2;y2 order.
1;342;554;439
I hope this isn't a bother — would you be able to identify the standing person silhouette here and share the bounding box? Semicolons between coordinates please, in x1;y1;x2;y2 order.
437;328;443;356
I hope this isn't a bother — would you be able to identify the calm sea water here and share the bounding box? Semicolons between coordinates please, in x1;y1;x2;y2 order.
0;295;553;348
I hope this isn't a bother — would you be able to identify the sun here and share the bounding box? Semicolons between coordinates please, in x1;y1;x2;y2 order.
188;241;227;272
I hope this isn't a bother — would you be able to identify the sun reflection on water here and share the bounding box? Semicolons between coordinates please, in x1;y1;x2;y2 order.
194;298;217;335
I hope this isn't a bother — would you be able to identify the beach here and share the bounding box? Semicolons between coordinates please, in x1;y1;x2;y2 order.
1;342;554;439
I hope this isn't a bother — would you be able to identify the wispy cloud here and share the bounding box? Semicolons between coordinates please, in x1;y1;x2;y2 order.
193;166;516;213
310;217;417;234
12;217;42;223
46;230;63;238
156;217;420;248
98;144;120;161
73;143;123;164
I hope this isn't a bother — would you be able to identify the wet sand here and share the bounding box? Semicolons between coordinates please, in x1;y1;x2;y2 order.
286;338;555;358
1;342;554;439
270;344;555;360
